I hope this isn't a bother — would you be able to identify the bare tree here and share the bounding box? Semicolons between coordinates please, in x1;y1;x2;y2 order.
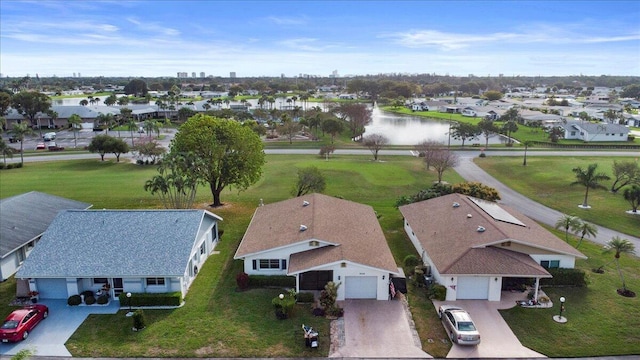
332;103;372;139
431;148;460;183
414;140;443;170
363;133;389;161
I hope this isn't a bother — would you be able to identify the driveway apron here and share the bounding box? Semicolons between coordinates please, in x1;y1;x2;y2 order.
0;299;119;357
330;299;432;358
434;295;545;358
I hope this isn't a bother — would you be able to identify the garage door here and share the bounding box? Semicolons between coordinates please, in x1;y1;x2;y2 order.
345;276;377;299
457;276;490;299
36;278;68;299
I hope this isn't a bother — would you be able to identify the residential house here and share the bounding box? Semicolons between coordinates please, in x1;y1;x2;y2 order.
0;192;91;281
234;194;399;300
399;194;586;301
561;120;630;142
16;209;222;300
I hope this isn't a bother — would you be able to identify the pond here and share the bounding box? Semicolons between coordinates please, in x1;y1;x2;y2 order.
365;106;507;146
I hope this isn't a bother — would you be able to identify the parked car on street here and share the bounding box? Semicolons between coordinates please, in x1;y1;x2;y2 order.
35;142;46;150
438;305;481;345
0;304;49;342
43;132;56;141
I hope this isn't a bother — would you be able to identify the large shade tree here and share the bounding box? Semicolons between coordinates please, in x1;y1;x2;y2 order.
623;184;640;214
11;91;51;128
570;163;611;208
170;114;265;207
292;166;326;197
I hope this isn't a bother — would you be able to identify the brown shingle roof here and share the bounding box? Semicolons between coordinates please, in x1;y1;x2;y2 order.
235;194;398;273
399;193;586;276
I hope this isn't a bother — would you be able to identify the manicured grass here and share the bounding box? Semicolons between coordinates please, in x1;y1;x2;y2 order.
500;231;640;356
0;154;458;357
474;156;640;237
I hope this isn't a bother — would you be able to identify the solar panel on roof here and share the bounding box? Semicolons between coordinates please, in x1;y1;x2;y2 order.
468;197;526;226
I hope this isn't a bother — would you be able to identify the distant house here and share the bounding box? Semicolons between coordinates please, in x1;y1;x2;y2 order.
234;194;399;300
561;120;629;142
16;209;222;300
0;192;91;281
338;94;357;100
399;194;586;301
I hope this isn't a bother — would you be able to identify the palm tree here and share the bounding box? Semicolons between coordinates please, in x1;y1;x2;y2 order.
0;138;13;166
9;122;33;164
79;99;89;106
554;214;581;242
126;119;138;146
603;237;636;292
67;114;82;148
570;164;611;208
575;221;598;249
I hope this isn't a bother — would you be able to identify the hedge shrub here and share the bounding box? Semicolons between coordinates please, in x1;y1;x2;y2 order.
403;254;421;268
132;310;146;330
84;295;96;305
429;284;447;301
68;294;82;306
118;292;182;306
248;275;295;288
296;292;315;303
97;294;109;304
540;268;587;287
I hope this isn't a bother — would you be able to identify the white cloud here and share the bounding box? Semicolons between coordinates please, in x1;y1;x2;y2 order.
266;15;307;25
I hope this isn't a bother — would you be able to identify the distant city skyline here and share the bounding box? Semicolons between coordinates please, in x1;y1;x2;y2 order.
1;1;639;78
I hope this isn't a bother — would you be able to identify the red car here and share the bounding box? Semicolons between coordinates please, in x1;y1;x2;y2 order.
0;304;49;342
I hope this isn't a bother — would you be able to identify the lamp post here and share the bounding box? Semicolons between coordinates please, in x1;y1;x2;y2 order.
553;296;567;323
126;292;133;317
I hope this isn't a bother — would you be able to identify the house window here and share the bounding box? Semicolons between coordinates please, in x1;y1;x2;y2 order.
258;259;281;269
200;242;206;255
146;277;166;286
93;278;108;285
541;260;560;269
17;250;25;263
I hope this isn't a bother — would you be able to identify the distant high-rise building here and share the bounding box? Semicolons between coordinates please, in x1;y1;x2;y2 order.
200;72;205;78
230;72;236;78
78;73;81;77
192;72;196;78
331;70;339;78
177;72;188;78
73;72;76;78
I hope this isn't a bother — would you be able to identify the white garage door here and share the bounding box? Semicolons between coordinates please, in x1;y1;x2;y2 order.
457;277;490;300
345;276;377;299
36;278;68;299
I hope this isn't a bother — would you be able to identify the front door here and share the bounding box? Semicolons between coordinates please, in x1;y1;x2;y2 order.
112;278;123;298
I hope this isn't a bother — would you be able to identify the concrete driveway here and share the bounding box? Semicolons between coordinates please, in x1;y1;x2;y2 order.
0;299;119;357
433;292;545;358
330;298;432;358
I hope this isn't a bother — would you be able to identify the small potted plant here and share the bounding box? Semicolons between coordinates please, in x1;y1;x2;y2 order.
28;291;39;303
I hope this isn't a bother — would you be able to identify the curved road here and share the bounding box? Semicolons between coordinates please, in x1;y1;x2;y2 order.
7;148;640;249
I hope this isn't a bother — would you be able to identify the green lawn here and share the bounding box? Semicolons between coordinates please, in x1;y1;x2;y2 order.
500;231;640;356
0;155;637;357
474;156;640;237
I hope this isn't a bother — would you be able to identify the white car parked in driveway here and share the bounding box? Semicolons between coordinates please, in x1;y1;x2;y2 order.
438;305;481;345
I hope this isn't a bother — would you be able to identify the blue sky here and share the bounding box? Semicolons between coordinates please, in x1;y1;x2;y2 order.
1;0;639;78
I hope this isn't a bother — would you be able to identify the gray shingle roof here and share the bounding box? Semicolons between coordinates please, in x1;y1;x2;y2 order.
0;192;91;258
16;209;221;278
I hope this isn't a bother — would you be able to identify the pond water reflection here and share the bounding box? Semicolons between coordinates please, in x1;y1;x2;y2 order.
365;106;507;146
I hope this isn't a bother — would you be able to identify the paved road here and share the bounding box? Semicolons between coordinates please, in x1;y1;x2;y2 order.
6;148;639;249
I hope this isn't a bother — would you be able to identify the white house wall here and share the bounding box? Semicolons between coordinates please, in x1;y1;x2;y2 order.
1;253;20;281
530;254;576;269
242;241;327;275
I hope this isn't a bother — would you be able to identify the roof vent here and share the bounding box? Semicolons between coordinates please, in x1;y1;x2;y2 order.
453;202;460;208
302;200;310;207
467;214;472;218
477;226;486;232
300;224;308;231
